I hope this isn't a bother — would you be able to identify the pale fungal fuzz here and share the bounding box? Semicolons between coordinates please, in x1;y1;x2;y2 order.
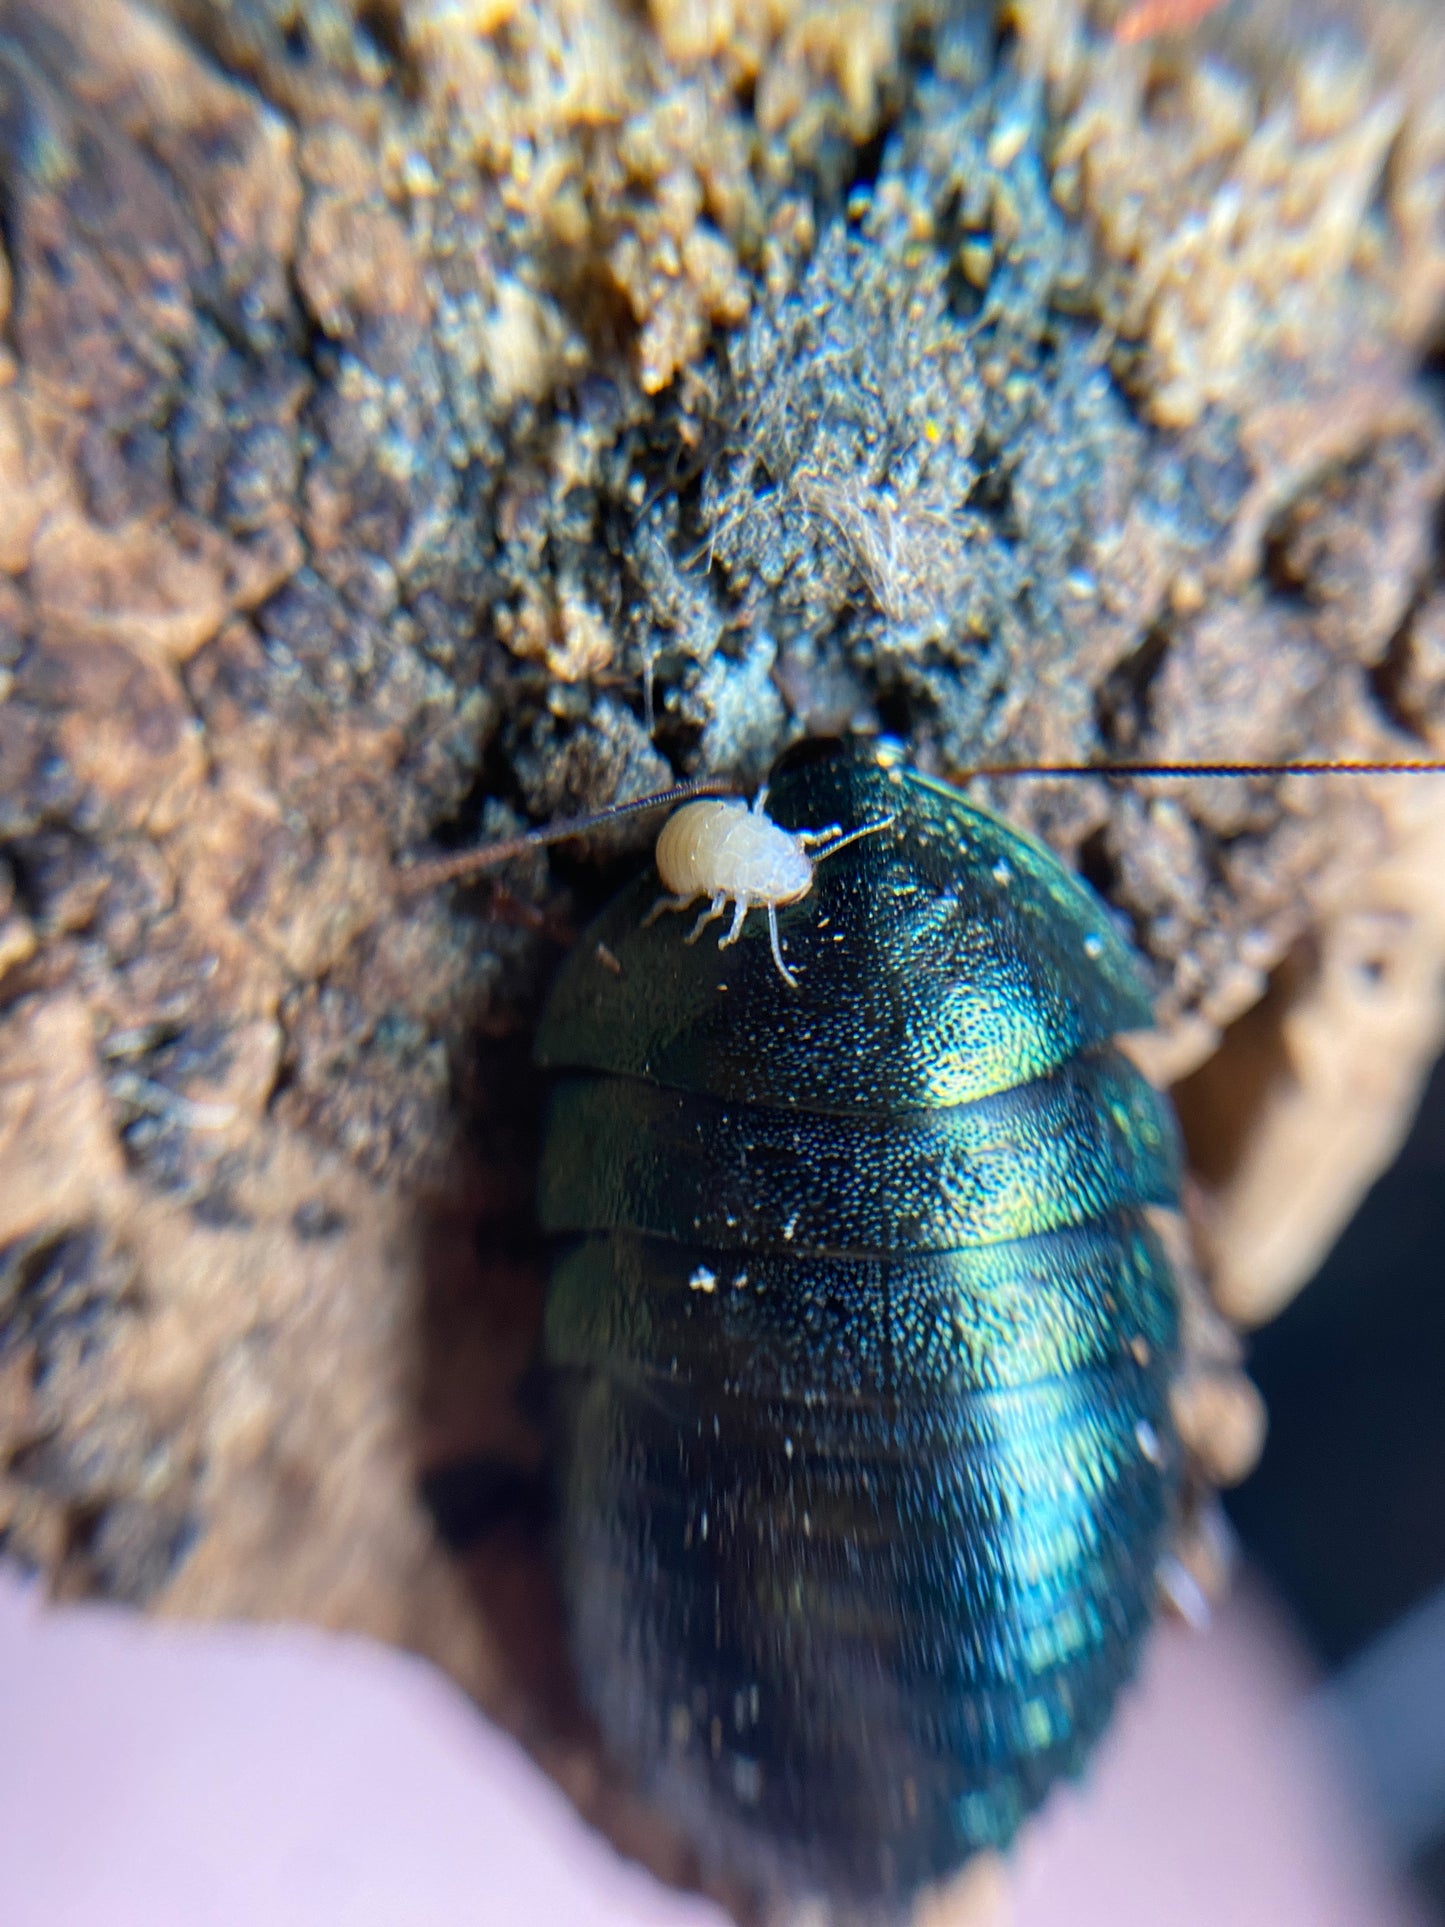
645;789;895;987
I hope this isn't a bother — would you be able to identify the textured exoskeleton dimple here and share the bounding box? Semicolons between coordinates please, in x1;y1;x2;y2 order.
537;738;1183;1911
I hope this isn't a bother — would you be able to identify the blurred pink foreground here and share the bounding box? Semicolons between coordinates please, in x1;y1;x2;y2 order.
0;1570;1427;1927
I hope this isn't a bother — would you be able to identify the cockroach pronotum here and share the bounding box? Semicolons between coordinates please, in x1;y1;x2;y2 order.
402;734;1445;1913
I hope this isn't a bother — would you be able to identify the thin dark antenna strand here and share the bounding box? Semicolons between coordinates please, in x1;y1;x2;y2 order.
397;757;1445;894
966;758;1445;781
396;776;736;893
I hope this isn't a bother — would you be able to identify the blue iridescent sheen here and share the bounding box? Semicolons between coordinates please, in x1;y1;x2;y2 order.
537;738;1182;1908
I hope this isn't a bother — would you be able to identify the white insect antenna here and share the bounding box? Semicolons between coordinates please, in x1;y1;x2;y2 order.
799;814;898;864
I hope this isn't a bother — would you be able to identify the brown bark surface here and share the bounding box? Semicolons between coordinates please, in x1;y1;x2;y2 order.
1;0;1444;1915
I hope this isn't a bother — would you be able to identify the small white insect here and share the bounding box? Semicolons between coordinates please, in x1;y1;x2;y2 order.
644;790;893;987
396;771;892;986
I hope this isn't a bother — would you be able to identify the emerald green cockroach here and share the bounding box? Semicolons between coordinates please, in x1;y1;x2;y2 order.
409;733;1443;1913
536;735;1181;1907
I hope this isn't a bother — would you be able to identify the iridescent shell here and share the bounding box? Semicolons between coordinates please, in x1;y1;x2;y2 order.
537;737;1182;1908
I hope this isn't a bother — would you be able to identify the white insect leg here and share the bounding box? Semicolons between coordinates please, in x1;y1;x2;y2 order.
797;824;841;848
686;894;728;944
643;893;696;929
716;898;750;948
766;904;800;989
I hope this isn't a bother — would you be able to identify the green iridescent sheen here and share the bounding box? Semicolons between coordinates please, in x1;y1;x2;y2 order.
542;1049;1176;1252
539;739;1182;1908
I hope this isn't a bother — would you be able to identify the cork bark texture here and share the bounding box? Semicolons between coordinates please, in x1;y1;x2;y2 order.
2;0;1445;1918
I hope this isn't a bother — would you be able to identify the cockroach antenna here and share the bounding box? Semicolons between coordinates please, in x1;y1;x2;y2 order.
961;756;1445;782
397;752;1445;897
394;775;738;895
